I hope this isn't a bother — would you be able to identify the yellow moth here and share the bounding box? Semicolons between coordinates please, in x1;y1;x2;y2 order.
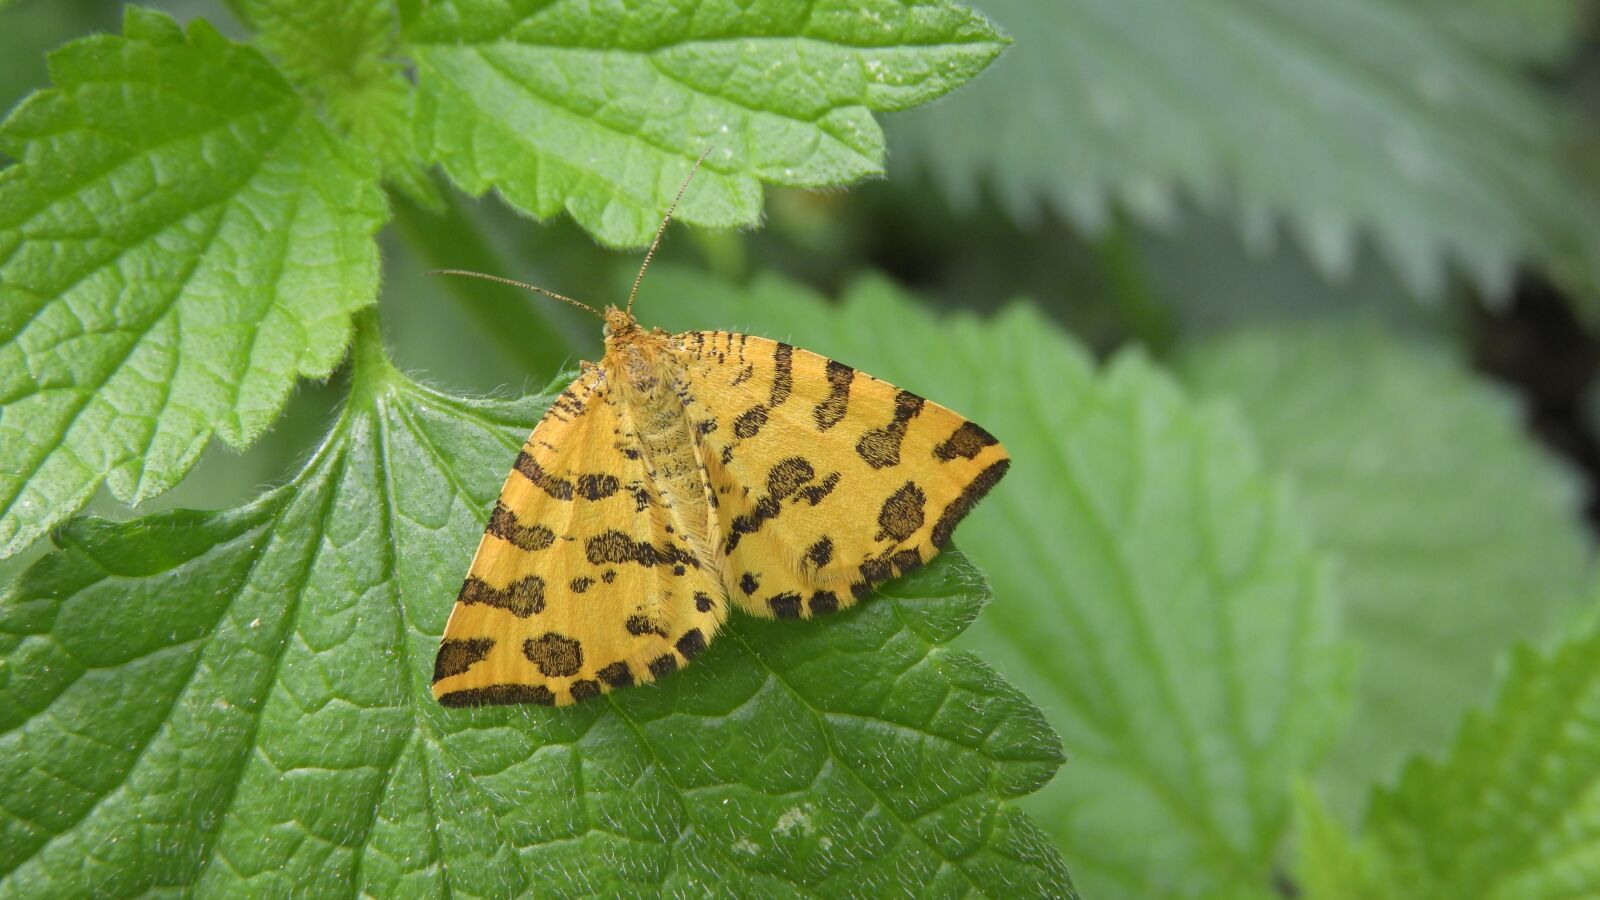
431;160;1009;707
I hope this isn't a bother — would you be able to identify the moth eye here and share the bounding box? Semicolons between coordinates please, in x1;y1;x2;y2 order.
602;324;613;338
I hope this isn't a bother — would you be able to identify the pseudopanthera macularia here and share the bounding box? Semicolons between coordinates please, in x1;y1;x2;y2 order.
431;310;1010;707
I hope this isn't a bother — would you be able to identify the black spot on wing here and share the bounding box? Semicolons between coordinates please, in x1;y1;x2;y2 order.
523;633;584;677
695;591;715;612
768;593;802;619
570;576;594;594
434;638;494;682
740;572;760;595
629;485;652;512
770;342;793;406
725;495;780;554
876;481;927;543
438;684;555;707
851;547;928;600
569;679;601;702
598;662;633;687
459;575;545;617
795;472;840;506
857;557;894;592
734;405;768;439
813;360;854;431
626;615;667;637
577;473;620;500
514;452;573;500
805;536;834;569
487;502;555;552
855;391;925;469
935;421;1000;461
809;591;840;616
931;459;1010;547
889;548;923;572
766;457;814;499
649;654;678;680
726;459;832;554
586;530;698;569
675;629;707;660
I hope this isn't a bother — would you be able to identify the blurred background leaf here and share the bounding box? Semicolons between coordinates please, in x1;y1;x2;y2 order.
889;0;1600;302
1412;0;1590;65
1179;321;1595;820
1300;605;1600;900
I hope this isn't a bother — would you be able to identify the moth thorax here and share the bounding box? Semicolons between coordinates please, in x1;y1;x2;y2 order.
608;331;675;397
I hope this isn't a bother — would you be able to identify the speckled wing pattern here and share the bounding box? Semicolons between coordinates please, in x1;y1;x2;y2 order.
433;331;1008;707
680;331;1010;620
432;367;727;707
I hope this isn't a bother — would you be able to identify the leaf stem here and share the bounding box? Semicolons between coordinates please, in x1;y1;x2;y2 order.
348;306;396;403
391;187;585;380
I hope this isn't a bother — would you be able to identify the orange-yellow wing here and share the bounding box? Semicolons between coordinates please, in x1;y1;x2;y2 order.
677;331;1009;619
432;367;728;707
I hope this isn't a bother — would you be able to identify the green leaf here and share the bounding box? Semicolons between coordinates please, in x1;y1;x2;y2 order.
634;269;1348;900
1412;0;1589;65
405;0;1007;247
231;0;437;204
889;0;1600;301
0;7;386;559
0;317;1073;898
1303;614;1600;900
1292;784;1390;900
1179;321;1594;818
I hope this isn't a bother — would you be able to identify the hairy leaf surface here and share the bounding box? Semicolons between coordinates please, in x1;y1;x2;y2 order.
0;8;384;557
407;0;1007;246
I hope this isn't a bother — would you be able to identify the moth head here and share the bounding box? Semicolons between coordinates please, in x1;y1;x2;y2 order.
603;306;639;339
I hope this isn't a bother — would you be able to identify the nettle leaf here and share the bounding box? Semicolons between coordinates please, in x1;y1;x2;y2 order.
1413;0;1589;65
890;0;1600;301
233;0;437;203
1302;613;1600;900
636;270;1347;900
1293;786;1388;900
405;0;1007;247
1179;322;1594;818
0;325;1072;897
0;7;386;558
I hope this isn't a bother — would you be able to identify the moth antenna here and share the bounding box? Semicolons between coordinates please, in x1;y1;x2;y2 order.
426;269;605;320
627;147;713;316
